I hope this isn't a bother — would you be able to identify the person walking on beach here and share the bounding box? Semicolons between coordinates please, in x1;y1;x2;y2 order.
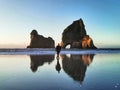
55;43;61;57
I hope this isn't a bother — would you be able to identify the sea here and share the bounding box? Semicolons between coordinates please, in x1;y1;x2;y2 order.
0;48;120;90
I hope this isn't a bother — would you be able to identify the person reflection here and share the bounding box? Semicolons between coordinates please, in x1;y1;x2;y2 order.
61;54;94;85
30;55;54;72
55;56;61;73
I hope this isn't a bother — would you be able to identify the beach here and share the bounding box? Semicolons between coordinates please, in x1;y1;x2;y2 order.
0;48;120;55
0;49;120;90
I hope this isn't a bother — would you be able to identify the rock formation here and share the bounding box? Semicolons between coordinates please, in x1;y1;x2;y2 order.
71;35;96;49
27;30;55;48
82;35;96;49
61;18;97;49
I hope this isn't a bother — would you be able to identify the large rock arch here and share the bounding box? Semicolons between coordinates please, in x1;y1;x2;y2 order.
61;18;97;49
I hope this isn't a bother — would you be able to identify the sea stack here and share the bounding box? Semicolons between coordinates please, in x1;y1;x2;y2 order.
27;30;55;48
61;18;97;49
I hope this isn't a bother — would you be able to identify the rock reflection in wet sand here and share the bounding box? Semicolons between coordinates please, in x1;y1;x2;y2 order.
61;54;94;85
30;55;54;72
29;54;94;85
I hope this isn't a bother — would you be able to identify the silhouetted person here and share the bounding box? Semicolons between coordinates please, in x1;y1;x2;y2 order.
55;56;61;73
55;43;61;57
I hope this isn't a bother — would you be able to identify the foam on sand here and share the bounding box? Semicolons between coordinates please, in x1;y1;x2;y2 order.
0;48;120;55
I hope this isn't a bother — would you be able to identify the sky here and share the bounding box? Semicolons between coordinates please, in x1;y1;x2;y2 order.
0;0;120;48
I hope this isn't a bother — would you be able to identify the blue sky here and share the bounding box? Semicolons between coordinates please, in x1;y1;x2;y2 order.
0;0;120;48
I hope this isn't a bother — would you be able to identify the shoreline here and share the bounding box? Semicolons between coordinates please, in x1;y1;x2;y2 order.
0;48;120;55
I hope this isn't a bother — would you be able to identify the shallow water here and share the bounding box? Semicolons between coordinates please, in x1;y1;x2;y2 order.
0;54;120;90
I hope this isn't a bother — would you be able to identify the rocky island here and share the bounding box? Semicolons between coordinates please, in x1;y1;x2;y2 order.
27;30;55;48
61;18;97;49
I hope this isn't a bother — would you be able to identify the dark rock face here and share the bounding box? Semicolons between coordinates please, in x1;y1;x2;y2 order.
27;30;55;48
61;18;97;49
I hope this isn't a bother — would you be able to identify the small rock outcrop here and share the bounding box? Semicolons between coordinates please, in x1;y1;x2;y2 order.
71;35;96;49
61;18;97;49
27;30;55;48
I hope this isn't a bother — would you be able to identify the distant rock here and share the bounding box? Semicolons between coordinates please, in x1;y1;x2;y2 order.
61;18;97;49
27;30;55;48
